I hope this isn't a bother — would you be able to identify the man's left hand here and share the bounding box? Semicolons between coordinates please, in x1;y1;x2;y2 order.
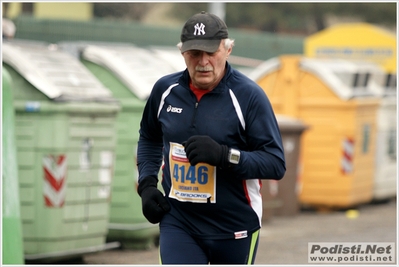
183;135;228;166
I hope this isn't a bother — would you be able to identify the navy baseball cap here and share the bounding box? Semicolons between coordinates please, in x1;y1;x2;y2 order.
180;11;228;53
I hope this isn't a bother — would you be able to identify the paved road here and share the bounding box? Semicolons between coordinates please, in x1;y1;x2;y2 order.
83;199;397;265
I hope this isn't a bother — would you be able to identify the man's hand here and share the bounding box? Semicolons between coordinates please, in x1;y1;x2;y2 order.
183;135;228;167
138;176;170;224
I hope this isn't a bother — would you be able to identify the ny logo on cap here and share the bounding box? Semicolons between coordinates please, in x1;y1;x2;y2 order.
193;23;206;36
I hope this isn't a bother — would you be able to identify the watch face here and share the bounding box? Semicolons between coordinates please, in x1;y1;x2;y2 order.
231;154;240;162
229;149;240;164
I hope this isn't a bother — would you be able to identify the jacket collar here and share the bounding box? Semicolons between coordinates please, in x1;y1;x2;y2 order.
180;62;232;93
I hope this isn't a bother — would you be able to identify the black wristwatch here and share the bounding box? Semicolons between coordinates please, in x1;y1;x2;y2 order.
228;148;240;164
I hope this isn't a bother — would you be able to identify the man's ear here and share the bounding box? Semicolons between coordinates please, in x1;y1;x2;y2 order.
227;46;232;57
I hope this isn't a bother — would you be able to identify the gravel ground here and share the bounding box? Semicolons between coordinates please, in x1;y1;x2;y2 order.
82;198;397;265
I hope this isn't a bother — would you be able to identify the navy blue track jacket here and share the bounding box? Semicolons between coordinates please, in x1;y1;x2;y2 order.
137;62;285;240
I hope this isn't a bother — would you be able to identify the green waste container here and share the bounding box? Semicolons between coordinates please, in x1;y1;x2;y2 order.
2;40;121;262
2;67;25;265
69;42;182;249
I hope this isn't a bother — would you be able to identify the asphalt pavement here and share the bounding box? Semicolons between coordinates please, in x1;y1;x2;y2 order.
81;198;397;265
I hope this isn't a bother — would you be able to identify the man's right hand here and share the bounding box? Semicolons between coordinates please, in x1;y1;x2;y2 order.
137;176;171;224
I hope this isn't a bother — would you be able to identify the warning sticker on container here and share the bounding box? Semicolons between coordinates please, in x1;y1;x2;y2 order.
341;138;354;174
43;154;67;208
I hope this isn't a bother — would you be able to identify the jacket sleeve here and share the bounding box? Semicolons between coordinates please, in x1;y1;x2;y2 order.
229;83;286;180
137;84;164;183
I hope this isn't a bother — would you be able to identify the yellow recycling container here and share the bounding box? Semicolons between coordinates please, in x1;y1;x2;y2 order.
304;22;397;202
249;55;381;209
304;23;396;78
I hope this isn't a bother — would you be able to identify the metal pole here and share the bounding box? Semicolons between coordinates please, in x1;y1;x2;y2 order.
208;2;226;21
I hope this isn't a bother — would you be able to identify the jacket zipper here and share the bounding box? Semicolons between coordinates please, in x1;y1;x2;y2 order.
191;102;199;126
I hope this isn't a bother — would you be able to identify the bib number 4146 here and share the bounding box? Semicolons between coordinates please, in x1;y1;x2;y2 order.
172;164;209;185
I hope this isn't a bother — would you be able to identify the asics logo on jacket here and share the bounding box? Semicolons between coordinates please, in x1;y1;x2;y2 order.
166;105;183;113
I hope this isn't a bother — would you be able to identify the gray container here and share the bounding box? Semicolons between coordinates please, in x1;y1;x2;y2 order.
261;115;308;222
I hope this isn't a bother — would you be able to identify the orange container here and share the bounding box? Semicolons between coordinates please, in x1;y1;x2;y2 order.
250;55;381;208
304;23;397;202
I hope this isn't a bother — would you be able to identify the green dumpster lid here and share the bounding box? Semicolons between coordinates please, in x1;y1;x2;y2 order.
2;41;114;101
81;44;179;100
249;57;385;100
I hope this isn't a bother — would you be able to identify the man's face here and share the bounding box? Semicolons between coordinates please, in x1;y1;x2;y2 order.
182;40;232;90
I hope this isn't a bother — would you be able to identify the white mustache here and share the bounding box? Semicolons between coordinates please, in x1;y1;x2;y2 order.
195;66;213;71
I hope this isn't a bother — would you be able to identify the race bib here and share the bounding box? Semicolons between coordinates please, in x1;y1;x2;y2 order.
169;142;216;203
